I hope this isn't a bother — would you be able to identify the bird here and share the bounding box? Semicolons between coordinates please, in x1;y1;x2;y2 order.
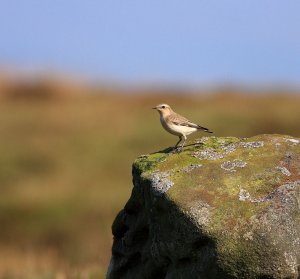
152;104;212;151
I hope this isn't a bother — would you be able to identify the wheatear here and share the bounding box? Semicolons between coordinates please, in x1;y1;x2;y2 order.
153;104;212;150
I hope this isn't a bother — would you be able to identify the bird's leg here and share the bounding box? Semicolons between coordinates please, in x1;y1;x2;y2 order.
172;136;183;153
174;136;182;148
179;135;187;151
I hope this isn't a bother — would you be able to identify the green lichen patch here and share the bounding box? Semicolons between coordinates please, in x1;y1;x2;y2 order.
133;152;169;175
157;152;200;172
135;135;300;231
195;136;240;151
110;134;300;279
136;135;300;240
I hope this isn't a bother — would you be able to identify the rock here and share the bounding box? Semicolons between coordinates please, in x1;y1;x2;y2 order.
107;135;300;279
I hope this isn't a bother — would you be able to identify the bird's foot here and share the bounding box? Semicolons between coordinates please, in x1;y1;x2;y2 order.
172;146;183;153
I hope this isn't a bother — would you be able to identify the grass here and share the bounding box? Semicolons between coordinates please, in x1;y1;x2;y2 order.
0;86;299;278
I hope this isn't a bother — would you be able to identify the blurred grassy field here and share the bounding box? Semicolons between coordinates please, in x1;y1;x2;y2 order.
0;81;300;278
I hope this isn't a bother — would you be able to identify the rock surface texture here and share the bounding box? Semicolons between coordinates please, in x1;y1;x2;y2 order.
107;135;300;279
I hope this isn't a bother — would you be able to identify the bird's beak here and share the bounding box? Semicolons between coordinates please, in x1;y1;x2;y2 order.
152;107;157;110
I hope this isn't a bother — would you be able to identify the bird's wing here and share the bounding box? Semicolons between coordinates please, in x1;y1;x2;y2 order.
168;113;199;128
168;113;213;133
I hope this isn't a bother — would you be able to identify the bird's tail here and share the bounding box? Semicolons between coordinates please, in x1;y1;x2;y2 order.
197;125;213;133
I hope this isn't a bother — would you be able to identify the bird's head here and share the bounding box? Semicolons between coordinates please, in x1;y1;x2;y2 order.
152;104;172;116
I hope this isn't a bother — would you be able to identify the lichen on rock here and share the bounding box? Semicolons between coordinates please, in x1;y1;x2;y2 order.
107;134;300;279
221;159;247;172
149;171;174;195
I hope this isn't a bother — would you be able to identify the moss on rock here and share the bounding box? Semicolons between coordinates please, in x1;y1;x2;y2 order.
108;134;300;279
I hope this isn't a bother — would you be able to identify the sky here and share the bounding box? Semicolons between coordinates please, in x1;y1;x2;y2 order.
0;0;300;86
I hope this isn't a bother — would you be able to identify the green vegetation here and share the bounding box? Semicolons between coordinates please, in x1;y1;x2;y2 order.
0;84;300;278
134;134;300;278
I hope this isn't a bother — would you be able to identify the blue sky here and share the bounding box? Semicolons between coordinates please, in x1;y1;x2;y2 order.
1;0;300;86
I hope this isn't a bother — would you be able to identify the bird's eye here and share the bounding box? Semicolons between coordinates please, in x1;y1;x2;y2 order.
162;106;165;109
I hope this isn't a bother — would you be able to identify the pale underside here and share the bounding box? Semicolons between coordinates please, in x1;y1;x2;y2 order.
160;116;198;137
